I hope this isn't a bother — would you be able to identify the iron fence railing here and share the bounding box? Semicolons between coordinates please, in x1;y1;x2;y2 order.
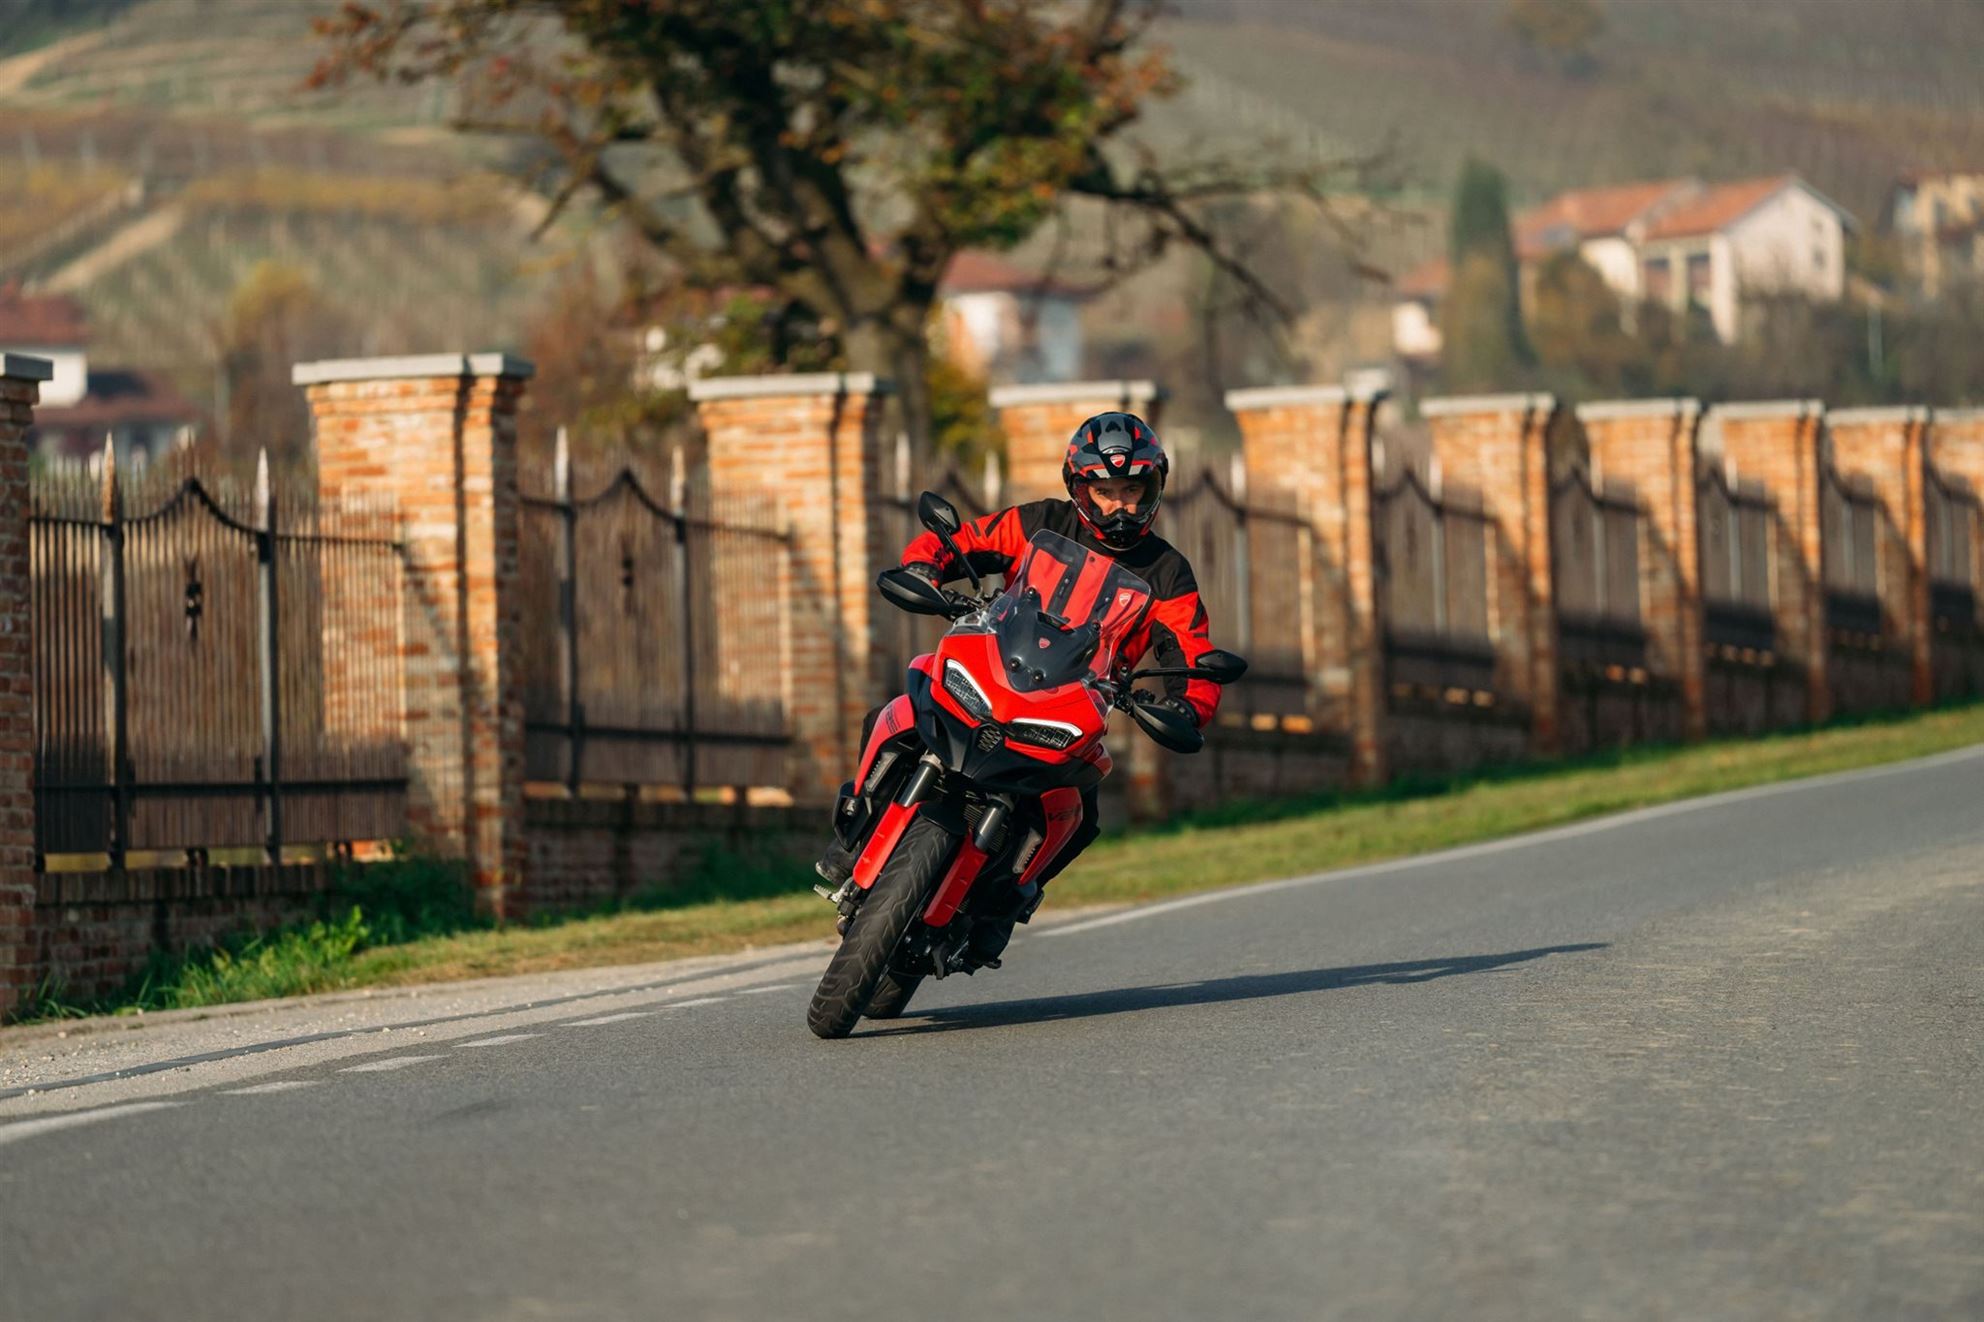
518;439;792;794
31;451;407;865
1550;465;1647;671
1373;458;1498;704
1696;462;1777;656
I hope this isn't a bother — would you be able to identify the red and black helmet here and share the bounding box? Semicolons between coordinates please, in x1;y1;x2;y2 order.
1062;411;1169;549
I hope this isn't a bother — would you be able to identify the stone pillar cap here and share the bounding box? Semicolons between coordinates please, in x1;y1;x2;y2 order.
988;380;1160;409
1420;392;1556;418
1708;398;1824;421
292;352;534;385
1826;405;1930;426
687;371;889;401
1932;406;1984;426
1223;385;1348;411
1574;398;1702;422
0;353;54;382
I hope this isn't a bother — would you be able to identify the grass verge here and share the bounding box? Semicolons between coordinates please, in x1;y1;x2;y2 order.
21;699;1984;1021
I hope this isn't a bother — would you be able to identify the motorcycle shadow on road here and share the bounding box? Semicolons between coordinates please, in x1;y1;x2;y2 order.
863;943;1607;1036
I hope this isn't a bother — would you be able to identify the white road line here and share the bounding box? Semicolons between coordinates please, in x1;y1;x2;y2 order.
1043;742;1984;938
221;1081;321;1096
567;1012;652;1026
735;984;798;995
341;1055;446;1073
455;1033;540;1048
0;1101;181;1147
667;996;728;1008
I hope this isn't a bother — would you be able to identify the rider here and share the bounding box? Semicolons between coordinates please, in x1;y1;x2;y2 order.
818;410;1224;921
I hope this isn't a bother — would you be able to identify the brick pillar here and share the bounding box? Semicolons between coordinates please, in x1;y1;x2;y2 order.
1420;393;1561;755
1930;409;1984;637
1578;398;1709;739
1225;383;1388;785
294;353;533;916
989;380;1162;501
1827;406;1934;707
1712;399;1828;723
0;356;49;1020
689;373;891;805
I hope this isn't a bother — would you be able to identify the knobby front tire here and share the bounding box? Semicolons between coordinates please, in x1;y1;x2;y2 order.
806;816;952;1039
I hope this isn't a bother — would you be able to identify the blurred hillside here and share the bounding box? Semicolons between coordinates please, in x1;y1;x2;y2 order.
1163;0;1984;220
1;0;1980;444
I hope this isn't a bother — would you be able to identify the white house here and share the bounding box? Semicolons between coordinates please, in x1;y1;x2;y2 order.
936;251;1086;384
1393;174;1855;357
1884;170;1984;298
1634;175;1852;342
0;290;199;464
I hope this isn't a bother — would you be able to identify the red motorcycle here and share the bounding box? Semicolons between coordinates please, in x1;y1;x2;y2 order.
806;492;1246;1038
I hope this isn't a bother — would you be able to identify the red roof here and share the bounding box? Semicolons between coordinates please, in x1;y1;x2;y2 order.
32;369;200;436
941;250;1086;298
1641;175;1804;241
1514;178;1696;247
0;289;89;347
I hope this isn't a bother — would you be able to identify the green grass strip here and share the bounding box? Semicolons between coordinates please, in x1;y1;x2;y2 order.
21;699;1984;1020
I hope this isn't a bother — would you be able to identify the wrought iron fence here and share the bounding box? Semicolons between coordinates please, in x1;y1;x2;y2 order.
518;441;792;794
31;454;407;865
1373;457;1497;705
1926;464;1979;633
1696;462;1776;655
1819;460;1884;639
1549;465;1646;671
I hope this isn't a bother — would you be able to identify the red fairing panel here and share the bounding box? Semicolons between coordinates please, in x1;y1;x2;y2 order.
855;695;914;787
854;800;919;890
1019;786;1084;890
921;836;989;927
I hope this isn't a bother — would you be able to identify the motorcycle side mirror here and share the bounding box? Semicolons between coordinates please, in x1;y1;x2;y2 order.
876;567;952;616
1130;690;1205;754
1195;649;1249;685
916;491;963;537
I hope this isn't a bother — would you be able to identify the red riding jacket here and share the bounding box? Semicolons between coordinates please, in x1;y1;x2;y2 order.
902;498;1224;727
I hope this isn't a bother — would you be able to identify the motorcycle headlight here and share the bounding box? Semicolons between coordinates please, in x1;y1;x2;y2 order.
1007;718;1081;750
942;659;993;722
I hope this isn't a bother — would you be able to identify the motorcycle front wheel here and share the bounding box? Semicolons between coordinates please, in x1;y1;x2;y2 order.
806;815;951;1039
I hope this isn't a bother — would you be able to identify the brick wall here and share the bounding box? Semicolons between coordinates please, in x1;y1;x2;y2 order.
1826;406;1933;708
1422;393;1561;754
1578;398;1709;739
1713;400;1829;723
691;373;891;803
523;796;812;910
0;355;49;1020
1226;384;1385;785
32;864;339;1005
295;353;534;916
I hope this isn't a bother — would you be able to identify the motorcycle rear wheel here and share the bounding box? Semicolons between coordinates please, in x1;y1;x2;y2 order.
806;816;950;1039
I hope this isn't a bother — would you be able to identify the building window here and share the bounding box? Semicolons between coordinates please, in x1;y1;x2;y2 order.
1686;253;1711;304
1643;256;1672;303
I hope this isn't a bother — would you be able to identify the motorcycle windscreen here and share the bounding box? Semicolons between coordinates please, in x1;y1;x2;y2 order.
979;530;1153;692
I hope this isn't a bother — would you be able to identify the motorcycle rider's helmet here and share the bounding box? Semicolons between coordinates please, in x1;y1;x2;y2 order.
1062;411;1169;550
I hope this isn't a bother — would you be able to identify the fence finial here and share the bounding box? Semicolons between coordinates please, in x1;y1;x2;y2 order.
99;433;118;520
554;426;570;503
670;444;687;511
1229;450;1247;502
895;430;911;497
253;447;272;532
983;450;1002;509
1428;454;1444;500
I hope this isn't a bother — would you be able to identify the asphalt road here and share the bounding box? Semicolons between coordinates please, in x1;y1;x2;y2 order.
4;747;1983;1322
